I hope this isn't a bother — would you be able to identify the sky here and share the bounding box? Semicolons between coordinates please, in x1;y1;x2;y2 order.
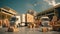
0;0;60;14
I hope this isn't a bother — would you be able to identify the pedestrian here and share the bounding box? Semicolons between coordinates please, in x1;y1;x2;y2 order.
3;18;10;27
0;19;2;28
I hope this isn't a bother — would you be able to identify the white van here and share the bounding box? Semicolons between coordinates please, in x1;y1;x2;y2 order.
40;16;50;27
40;16;53;31
15;16;21;27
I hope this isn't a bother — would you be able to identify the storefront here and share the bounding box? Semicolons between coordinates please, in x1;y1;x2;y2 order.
0;7;17;27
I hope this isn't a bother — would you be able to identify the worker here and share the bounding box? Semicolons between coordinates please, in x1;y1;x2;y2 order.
3;18;10;27
0;19;2;28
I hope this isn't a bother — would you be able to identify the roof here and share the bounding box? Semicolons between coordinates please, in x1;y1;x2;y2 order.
37;4;60;16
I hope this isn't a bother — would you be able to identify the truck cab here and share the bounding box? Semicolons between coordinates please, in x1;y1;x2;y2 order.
40;16;53;31
40;16;50;27
10;15;21;27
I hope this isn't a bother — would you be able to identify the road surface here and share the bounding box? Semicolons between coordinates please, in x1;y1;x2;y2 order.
0;27;60;34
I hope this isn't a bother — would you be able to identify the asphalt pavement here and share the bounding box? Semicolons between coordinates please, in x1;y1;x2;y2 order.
0;27;60;34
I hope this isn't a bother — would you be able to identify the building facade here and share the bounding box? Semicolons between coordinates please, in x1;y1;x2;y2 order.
37;4;60;20
0;7;17;27
0;7;17;19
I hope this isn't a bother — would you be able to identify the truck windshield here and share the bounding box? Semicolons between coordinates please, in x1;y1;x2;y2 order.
41;18;49;21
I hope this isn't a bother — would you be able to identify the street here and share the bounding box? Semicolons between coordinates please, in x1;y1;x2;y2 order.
0;27;60;34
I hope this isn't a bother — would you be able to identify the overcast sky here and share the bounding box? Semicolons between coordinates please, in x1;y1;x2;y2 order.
0;0;60;14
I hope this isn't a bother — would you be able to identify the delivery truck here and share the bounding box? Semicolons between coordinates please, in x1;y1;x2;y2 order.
10;15;21;27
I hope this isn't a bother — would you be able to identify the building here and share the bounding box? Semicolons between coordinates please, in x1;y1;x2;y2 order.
37;4;60;20
0;7;17;19
36;4;60;31
27;9;37;16
0;7;17;27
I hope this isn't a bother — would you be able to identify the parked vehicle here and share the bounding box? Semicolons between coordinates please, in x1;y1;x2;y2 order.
40;16;53;31
20;22;25;27
10;16;21;27
40;16;50;26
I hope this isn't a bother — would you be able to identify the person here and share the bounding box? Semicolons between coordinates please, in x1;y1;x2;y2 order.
3;18;10;27
0;19;2;28
51;16;57;26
